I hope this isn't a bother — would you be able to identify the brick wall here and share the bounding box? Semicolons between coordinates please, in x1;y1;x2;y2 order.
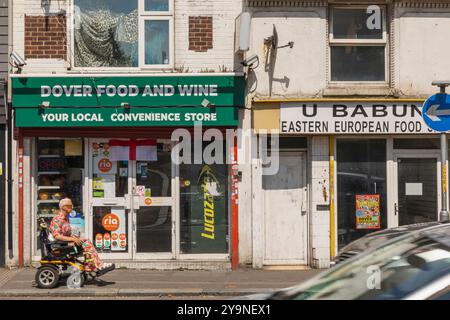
188;16;213;52
24;14;66;60
175;0;242;72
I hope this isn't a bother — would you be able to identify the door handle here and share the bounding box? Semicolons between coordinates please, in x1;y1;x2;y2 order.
394;203;398;216
103;202;118;206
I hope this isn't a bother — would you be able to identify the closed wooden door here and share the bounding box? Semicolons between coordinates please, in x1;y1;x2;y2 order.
263;152;307;265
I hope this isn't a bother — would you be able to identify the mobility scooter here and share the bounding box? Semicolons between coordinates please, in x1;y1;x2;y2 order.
35;218;115;289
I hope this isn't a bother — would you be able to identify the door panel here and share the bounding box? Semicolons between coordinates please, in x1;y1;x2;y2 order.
92;206;130;254
136;206;172;253
133;142;175;258
397;158;438;225
263;152;307;264
89;139;132;260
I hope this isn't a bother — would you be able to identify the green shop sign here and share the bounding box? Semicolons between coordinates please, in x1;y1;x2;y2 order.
12;75;245;108
15;107;238;127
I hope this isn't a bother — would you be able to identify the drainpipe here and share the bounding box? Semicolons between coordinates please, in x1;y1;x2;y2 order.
7;0;13;260
18;129;23;267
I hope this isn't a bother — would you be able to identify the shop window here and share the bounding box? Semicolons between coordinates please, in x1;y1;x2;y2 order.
136;142;172;197
278;137;308;150
136;206;172;253
394;139;440;149
263;136;307;157
91;141;128;198
329;7;387;82
36;139;85;252
73;0;173;68
179;142;229;254
336;139;387;249
93;206;129;253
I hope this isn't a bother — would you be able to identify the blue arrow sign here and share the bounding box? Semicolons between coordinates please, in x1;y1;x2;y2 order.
422;93;450;132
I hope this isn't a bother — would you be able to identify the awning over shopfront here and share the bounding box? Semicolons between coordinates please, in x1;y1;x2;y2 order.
11;74;245;127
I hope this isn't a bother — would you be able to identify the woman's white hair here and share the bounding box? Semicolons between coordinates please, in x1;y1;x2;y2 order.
59;198;72;209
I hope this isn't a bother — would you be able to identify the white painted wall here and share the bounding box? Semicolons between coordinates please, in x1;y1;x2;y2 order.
309;136;330;268
395;7;450;96
245;3;450;99
237;108;253;265
247;8;327;99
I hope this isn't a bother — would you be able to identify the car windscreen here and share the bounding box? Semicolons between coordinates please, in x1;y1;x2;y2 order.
274;226;450;300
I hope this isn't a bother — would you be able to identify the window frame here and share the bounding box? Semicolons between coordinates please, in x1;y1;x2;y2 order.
142;0;174;15
70;0;174;71
139;16;174;70
328;5;389;85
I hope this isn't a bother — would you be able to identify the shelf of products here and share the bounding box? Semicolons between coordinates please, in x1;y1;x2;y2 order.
36;139;84;225
38;155;64;158
37;200;60;204
38;213;57;218
37;186;61;190
37;172;67;175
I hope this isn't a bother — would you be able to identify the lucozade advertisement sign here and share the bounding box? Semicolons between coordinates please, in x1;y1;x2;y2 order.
280;101;439;134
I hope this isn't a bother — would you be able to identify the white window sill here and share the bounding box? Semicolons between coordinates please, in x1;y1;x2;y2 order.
323;85;393;97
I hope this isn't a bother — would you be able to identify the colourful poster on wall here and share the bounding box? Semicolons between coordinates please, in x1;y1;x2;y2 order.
356;194;381;230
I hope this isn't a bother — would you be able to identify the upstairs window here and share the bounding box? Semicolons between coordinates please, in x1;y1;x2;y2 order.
329;6;387;82
140;0;173;67
73;0;173;69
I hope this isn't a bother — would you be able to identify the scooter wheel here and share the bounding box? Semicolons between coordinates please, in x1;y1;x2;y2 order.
66;272;85;289
35;266;60;289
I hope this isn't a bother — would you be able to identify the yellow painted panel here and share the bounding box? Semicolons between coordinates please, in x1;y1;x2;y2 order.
253;102;280;132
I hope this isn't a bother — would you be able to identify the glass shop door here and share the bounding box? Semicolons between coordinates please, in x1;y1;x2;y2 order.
132;140;176;259
88;139;133;260
393;152;441;227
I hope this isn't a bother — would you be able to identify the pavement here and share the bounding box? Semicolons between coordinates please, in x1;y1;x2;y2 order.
0;267;322;298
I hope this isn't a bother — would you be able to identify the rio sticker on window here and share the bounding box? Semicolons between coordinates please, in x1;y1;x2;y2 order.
92;142;117;175
102;210;127;252
94;207;127;252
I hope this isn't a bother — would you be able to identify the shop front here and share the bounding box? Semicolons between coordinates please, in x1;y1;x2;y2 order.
253;99;444;267
12;74;244;269
280;99;445;256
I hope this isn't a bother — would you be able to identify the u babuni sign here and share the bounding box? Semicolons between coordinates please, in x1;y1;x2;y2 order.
12;74;245;108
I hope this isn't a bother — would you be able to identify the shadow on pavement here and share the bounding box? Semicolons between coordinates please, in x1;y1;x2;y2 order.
85;279;116;287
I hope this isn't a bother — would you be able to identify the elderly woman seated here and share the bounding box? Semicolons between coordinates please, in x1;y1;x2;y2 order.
50;198;114;273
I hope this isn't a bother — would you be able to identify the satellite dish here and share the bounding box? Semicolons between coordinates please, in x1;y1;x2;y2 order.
264;25;278;49
271;25;278;49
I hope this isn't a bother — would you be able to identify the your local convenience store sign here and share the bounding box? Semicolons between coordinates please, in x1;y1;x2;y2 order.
15;107;238;127
11;75;245;108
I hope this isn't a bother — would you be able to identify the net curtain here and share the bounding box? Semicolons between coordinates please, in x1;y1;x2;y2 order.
74;0;139;67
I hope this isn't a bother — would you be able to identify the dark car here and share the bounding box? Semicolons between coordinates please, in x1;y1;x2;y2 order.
332;221;443;265
237;223;450;300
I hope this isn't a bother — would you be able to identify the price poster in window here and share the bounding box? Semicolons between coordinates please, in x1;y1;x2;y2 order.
355;194;381;230
106;209;127;252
